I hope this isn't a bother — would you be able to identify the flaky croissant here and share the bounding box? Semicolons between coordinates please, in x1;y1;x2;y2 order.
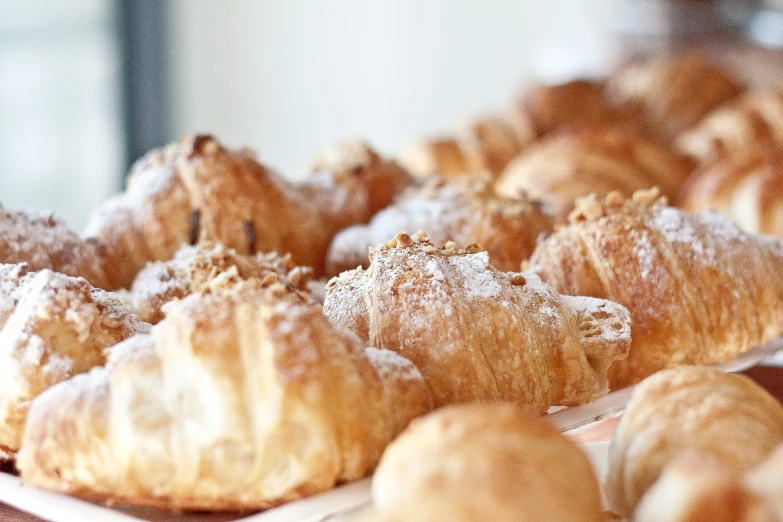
0;263;146;461
17;278;432;511
529;189;783;388
130;241;312;324
605;367;783;519
0;204;113;290
676;86;783;163
495;129;693;222
372;403;605;522
398;115;534;179
324;232;631;410
325;176;553;276
606;53;742;142
83;135;411;288
679;146;783;237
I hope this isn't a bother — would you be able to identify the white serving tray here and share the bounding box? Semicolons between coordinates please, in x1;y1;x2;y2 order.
1;338;779;522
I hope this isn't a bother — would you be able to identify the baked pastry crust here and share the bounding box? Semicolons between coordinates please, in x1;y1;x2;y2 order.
324;232;631;410
325;176;553;276
84;135;411;287
529;189;783;387
372;402;605;522
130;241;312;324
605;367;783;518
0;263;146;461
17;279;432;511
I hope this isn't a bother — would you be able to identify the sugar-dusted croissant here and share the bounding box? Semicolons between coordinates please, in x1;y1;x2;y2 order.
605;367;783;518
606;53;742;142
530;189;783;388
679;146;783;237
325;176;553;276
676;86;783;163
130;241;312;324
324;232;631;410
0;263;146;461
0;204;113;290
398;115;534;179
18;278;432;511
372;403;605;522
84;135;412;289
495;129;693;222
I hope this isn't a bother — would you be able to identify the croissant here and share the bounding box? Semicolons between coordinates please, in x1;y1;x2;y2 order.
495;129;693;222
0;204;113;290
17;278;432;511
605;53;742;142
398;115;533;179
372;403;605;522
0;263;146;461
530;188;783;388
605;367;783;518
83;135;412;289
130;241;312;324
325;176;553;276
676;86;783;163
323;232;631;410
679;146;783;237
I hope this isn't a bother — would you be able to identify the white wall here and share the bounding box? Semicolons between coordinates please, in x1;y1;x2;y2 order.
166;1;611;177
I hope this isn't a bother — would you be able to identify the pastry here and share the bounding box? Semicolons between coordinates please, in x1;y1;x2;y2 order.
17;278;432;511
130;241;312;324
529;188;783;387
83;135;412;288
398;115;533;179
0;204;113;290
606;53;742;142
679;146;783;237
325;176;553;276
676;86;783;163
0;263;146;461
372;403;604;522
323;232;631;409
605;367;783;518
495;129;693;222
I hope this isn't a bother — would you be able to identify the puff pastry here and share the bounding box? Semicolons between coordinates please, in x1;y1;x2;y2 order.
529;189;783;388
676;86;783;163
496;129;693;222
130;241;312;324
84;135;411;288
372;403;604;522
0;263;146;461
324;232;631;409
605;367;783;518
679;146;783;237
325;176;553;276
17;278;432;511
0;204;113;290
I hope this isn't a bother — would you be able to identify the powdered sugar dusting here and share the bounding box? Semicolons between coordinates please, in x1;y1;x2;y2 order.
447;251;501;298
364;347;424;383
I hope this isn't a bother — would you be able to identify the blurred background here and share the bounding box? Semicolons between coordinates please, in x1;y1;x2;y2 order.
0;0;780;228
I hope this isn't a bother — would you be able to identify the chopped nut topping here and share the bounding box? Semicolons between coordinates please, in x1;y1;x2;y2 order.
569;194;604;222
261;273;279;287
511;274;527;286
394;232;414;248
631;187;662;205
605;191;624;207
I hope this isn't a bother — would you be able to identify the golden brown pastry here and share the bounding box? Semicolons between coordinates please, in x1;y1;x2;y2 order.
325;176;553;276
398;115;534;179
83;135;412;288
606;53;743;142
0;263;146;461
324;232;631;410
496;129;693;222
17;278;432;511
372;403;605;522
0;204;113;290
529;189;783;388
605;367;783;519
679;146;783;237
130;241;312;324
676;86;783;163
